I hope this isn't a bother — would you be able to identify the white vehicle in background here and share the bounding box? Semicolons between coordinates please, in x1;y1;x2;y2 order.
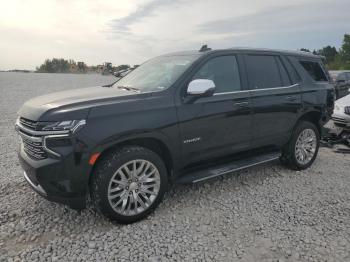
322;94;350;152
332;94;350;128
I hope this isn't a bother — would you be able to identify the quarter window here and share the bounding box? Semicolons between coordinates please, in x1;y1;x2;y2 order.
192;56;241;93
245;55;283;89
299;60;328;82
276;57;291;86
285;58;302;84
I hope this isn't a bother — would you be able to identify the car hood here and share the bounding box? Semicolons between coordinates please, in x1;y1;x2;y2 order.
18;86;137;121
335;94;350;107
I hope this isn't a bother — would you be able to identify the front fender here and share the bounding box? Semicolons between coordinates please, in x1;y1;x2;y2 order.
93;129;178;158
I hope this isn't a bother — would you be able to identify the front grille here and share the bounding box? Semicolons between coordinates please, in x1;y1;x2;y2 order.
21;135;47;160
20;117;38;130
345;106;350;115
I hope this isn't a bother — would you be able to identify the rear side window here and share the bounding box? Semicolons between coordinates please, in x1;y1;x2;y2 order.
245;55;283;89
192;55;241;93
299;60;328;82
346;73;350;80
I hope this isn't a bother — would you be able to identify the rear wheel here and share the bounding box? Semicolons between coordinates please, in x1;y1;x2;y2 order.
280;121;320;170
91;146;168;223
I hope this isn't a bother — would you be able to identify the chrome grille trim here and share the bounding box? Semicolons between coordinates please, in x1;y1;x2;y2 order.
19;132;47;160
15;118;70;136
17;124;70;160
19;117;38;130
43;134;70;157
18;131;42;142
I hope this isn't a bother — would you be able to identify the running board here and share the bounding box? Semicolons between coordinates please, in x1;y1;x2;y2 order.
176;151;281;184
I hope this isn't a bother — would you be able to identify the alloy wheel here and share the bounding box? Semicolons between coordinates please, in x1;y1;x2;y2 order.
107;159;161;216
295;128;317;165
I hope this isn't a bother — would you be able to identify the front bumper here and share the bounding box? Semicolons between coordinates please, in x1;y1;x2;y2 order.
332;111;350;129
23;170;46;196
15;116;95;210
18;144;91;209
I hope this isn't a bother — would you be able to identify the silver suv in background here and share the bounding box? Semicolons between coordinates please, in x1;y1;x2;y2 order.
329;71;350;99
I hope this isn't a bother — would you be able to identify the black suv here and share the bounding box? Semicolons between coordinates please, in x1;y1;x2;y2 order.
16;47;334;223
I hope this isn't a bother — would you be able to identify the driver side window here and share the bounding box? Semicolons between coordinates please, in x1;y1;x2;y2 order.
192;55;241;93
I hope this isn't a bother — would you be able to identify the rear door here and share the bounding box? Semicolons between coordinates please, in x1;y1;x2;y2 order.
177;54;253;165
244;53;302;148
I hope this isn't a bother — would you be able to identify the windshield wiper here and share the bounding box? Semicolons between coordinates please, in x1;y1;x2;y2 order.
103;80;118;87
116;85;140;92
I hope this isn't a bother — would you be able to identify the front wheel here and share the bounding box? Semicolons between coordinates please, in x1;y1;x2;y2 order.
280;121;320;170
91;146;168;223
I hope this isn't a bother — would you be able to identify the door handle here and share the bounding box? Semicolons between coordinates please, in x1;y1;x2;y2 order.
286;95;297;101
235;101;249;107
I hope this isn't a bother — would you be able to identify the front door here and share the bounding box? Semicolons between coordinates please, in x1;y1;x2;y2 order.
176;54;253;165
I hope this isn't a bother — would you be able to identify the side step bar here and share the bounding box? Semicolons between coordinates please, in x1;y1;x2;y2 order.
176;151;281;184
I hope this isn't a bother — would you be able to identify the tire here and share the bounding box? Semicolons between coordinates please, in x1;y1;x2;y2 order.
280;121;320;170
91;145;168;224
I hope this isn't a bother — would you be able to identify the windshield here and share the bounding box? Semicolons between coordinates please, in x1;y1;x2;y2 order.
113;54;200;92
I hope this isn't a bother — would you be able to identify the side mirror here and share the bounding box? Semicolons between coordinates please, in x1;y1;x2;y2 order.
187;79;215;97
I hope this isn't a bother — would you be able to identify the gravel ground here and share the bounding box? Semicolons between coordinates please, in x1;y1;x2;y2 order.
1;72;350;262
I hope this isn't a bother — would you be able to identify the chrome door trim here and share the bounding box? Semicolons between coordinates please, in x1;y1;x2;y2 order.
249;84;300;92
212;84;299;96
213;90;249;96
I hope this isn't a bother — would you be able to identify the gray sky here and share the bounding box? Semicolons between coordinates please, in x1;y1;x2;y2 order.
0;0;349;70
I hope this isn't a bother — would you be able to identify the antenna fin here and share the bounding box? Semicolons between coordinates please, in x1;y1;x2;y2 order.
199;45;211;52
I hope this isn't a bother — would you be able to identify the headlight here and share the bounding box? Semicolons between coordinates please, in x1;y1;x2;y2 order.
42;119;86;132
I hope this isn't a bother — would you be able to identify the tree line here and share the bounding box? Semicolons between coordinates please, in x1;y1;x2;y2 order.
36;59;132;74
36;59;86;73
300;34;350;70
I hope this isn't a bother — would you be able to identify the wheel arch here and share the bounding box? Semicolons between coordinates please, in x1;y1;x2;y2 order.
88;135;175;186
296;110;324;135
